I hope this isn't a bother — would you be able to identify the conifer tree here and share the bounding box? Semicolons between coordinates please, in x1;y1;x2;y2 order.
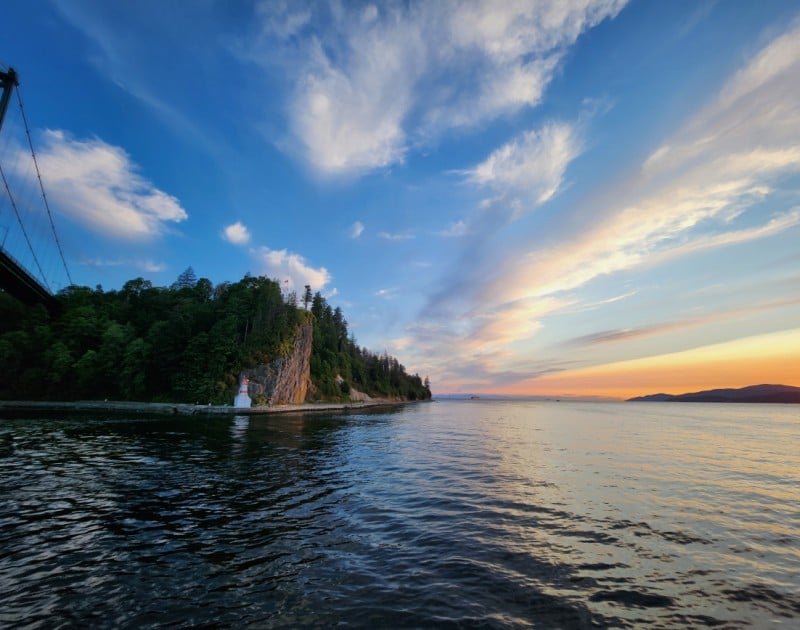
173;267;197;289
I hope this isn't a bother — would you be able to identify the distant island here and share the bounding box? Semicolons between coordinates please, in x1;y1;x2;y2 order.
628;384;800;404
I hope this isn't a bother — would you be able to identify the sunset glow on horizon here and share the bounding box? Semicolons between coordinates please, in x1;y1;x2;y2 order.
493;328;800;400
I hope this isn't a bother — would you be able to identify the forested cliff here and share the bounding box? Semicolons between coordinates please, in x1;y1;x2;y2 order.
0;270;431;404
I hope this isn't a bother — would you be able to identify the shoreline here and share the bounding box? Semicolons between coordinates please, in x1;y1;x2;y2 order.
0;398;414;417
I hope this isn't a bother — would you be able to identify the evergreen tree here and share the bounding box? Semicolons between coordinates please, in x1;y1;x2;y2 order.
172;266;197;289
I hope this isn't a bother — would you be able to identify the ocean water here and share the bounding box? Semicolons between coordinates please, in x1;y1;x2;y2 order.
1;400;798;628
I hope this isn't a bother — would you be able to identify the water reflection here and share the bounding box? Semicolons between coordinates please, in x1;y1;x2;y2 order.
0;403;798;628
229;415;248;456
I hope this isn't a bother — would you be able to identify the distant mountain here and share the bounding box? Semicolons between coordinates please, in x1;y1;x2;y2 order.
628;384;800;403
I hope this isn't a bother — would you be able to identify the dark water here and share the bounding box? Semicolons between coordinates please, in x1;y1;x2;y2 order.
1;401;798;628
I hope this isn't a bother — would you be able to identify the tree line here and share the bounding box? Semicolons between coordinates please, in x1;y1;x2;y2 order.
0;269;431;404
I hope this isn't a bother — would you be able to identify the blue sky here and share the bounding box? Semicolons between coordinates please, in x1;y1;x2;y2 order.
2;1;799;396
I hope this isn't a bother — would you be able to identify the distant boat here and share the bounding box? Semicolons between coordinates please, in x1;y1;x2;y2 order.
470;395;480;400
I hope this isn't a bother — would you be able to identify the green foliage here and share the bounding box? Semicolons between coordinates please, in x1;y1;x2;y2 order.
306;291;431;402
0;273;431;404
172;266;197;289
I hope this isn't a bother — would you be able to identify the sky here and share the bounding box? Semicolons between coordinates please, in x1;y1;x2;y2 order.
1;0;799;398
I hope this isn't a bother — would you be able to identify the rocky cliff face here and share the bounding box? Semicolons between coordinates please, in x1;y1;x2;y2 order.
334;374;372;402
242;319;313;404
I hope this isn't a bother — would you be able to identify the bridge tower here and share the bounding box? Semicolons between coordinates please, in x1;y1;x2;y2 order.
0;68;18;133
0;66;61;308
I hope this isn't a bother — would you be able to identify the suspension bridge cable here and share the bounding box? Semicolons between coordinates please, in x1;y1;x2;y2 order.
0;158;50;290
16;86;73;286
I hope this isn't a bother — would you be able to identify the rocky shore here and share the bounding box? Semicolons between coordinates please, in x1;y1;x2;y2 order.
0;399;411;417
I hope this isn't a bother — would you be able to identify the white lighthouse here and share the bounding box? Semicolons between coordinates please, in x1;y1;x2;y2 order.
234;376;252;408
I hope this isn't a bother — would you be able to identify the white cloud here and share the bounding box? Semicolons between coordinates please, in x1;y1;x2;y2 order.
222;221;251;245
79;258;125;268
247;0;627;176
254;246;331;291
438;220;469;237
375;287;399;299
465;121;581;213
425;0;626;131
290;15;423;175
79;257;166;273
255;0;311;39
30;130;187;240
140;260;167;273
447;0;627;60
378;230;415;241
350;221;365;239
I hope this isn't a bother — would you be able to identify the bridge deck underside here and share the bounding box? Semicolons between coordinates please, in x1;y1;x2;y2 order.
0;248;56;307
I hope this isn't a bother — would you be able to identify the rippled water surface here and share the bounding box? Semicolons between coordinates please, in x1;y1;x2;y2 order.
1;400;799;628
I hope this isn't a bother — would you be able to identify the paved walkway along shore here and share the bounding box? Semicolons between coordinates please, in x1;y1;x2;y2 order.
0;399;412;417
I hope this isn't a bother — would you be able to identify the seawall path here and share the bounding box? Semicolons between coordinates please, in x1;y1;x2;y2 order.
0;399;413;417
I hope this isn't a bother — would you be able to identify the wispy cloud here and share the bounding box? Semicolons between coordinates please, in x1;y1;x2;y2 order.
438;220;469;237
245;0;627;176
254;0;312;39
564;296;800;349
222;221;251;245
420;347;580;392
412;18;800;390
565;321;701;349
350;221;365;239
460;296;569;351
643;209;800;268
375;287;399;299
78;257;166;273
31;130;187;240
540;33;794;296
254;246;331;291
563;290;638;314
475;19;800;307
463;121;581;217
52;3;220;155
378;231;415;241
